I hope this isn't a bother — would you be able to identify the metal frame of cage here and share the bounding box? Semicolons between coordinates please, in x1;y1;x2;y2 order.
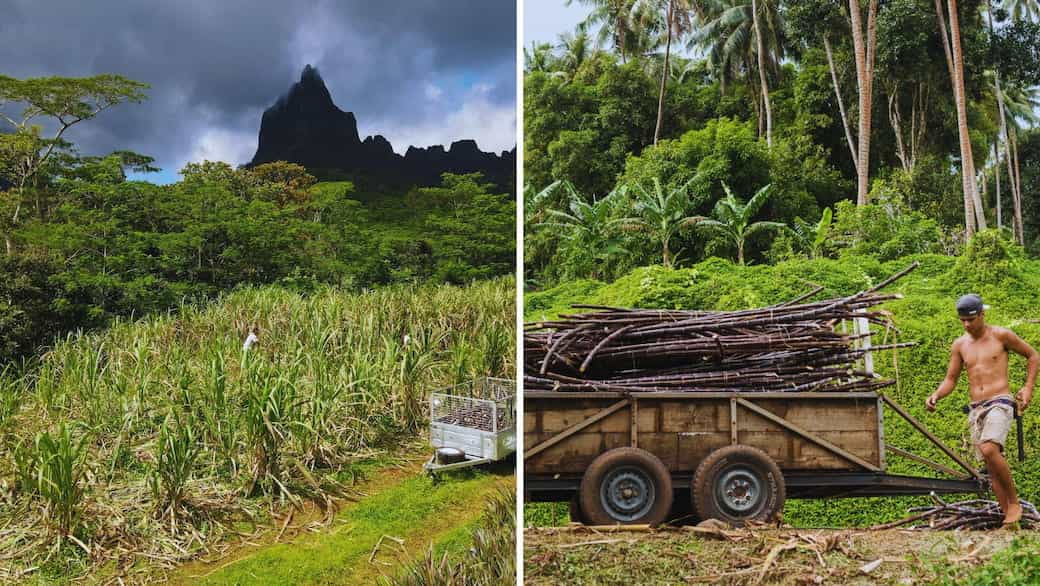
427;377;516;470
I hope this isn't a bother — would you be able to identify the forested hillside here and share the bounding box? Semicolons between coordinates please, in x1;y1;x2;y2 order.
0;74;514;365
525;0;1040;287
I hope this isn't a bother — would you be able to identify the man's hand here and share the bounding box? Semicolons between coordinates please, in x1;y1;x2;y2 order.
1017;386;1033;413
926;393;940;411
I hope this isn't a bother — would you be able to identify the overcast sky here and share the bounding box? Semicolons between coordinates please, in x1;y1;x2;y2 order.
1;0;516;184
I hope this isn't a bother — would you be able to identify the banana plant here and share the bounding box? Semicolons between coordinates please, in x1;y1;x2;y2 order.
538;181;629;278
695;182;786;265
615;177;699;267
792;207;833;259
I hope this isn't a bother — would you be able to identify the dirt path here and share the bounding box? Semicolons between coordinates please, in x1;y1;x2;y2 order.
525;525;1039;584
169;459;513;585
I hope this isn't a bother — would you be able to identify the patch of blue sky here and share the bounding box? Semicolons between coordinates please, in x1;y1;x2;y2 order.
127;167;178;185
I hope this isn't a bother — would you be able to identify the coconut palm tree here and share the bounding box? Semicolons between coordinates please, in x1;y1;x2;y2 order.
691;0;785;145
634;0;696;145
694;182;785;264
557;25;596;75
567;0;638;62
1005;0;1040;21
998;83;1040;243
616;177;700;266
524;42;557;73
936;0;986;236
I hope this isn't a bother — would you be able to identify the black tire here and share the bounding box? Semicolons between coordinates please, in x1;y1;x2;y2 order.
692;444;785;527
579;447;673;526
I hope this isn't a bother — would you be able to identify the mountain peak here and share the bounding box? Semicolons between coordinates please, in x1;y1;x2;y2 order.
249;67;514;188
271;64;338;114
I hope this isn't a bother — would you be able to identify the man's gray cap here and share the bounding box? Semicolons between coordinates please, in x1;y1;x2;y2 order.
956;294;989;316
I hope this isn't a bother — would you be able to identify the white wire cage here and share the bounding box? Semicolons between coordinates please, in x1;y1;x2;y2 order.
428;377;516;464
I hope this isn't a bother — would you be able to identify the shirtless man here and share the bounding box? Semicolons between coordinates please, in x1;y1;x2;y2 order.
926;294;1038;526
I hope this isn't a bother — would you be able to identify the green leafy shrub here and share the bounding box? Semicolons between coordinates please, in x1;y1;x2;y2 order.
831;199;949;261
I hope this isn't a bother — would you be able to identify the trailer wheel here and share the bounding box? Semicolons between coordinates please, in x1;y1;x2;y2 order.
692;445;785;527
580;447;673;526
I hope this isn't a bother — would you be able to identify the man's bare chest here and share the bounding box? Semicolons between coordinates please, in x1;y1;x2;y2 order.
962;337;1007;369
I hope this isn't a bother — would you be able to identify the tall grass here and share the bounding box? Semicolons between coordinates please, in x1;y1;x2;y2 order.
149;412;201;518
0;276;514;578
14;423;89;539
388;486;516;586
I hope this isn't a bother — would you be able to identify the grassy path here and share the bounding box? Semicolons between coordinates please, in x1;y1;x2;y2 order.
171;461;513;585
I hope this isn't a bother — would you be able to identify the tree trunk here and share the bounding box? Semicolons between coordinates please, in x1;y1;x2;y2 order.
752;0;772;148
738;239;745;265
994;138;1002;229
910;84;925;170
1011;125;1024;244
653;0;674;146
979;163;987;214
942;0;985;236
618;4;627;64
849;0;878;206
889;90;910;172
996;80;1019;239
824;36;859;175
987;0;1006;232
952;0;981;232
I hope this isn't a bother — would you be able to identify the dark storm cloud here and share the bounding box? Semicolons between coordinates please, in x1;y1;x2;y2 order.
0;0;516;180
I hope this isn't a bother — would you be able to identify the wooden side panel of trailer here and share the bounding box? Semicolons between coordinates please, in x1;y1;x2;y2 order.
525;395;881;476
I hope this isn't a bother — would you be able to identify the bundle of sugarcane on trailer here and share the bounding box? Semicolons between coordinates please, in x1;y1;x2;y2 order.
425;377;516;475
524;262;993;527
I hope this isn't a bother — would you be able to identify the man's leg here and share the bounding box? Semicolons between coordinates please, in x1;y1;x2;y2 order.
979;441;1021;524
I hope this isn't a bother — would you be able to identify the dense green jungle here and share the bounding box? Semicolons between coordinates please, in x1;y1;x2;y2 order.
524;0;1040;530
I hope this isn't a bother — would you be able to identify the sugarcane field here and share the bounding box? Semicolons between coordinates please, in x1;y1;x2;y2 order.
0;279;517;584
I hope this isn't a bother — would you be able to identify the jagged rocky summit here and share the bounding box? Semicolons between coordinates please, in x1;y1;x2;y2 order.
248;65;514;188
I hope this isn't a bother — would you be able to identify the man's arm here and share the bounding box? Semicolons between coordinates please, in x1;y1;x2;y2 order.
927;340;963;411
1001;328;1039;411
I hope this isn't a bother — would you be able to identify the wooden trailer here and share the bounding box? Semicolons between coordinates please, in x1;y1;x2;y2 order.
524;390;987;526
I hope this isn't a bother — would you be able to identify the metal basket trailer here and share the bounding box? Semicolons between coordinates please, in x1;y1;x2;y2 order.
425;377;516;474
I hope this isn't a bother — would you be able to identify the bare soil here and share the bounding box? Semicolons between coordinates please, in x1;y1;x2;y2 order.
525;524;1036;585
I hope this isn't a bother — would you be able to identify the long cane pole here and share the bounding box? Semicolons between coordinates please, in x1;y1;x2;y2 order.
1016;403;1025;462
